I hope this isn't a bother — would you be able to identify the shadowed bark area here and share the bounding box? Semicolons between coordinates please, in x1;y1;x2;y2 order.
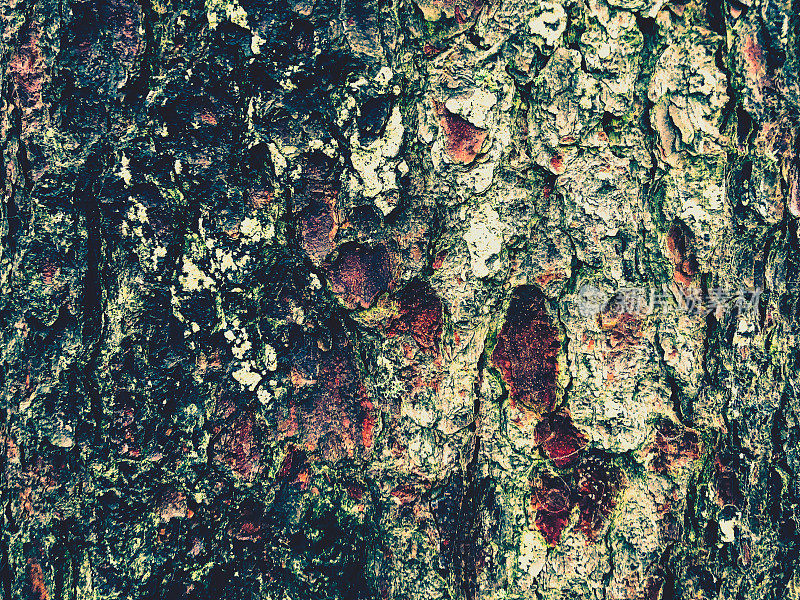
2;0;800;598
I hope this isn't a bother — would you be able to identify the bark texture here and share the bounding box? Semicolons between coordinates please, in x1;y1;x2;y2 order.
1;0;799;598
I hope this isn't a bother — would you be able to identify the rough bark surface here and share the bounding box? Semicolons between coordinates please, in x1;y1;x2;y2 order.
1;0;800;598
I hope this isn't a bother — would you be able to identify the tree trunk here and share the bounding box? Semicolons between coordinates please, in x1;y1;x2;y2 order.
1;0;799;598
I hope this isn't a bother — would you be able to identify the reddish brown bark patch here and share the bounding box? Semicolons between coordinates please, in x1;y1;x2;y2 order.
534;410;587;467
714;452;744;507
598;302;644;364
434;101;488;164
110;391;142;458
297;152;340;265
598;290;645;342
300;200;337;265
215;406;261;479
386;280;443;352
742;34;766;80
27;559;49;600
530;472;573;546
9;24;46;139
414;0;481;22
326;243;391;309
276;446;308;482
667;222;700;285
105;0;143;71
648;421;701;474
602;312;643;348
549;153;565;174
492;286;560;414
575;455;624;541
9;25;44;110
292;323;376;461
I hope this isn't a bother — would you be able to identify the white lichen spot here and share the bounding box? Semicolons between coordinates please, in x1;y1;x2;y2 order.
232;363;262;390
231;339;251;359
215;248;236;272
152;245;168;269
119;154;132;185
445;90;497;129
263;344;278;371
719;517;736;543
251;32;265;54
349;106;405;208
527;1;567;49
518;530;547;579
180;258;215;291
206;0;248;30
240;216;274;241
374;66;393;87
267;143;288;178
127;200;149;224
464;205;504;278
257;387;272;404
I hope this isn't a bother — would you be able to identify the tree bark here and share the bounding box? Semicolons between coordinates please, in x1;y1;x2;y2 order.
1;0;799;598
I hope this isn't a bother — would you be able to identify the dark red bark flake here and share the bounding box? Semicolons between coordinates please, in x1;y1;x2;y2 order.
111;391;142;457
345;482;365;501
224;498;265;542
326;243;391;309
667;221;700;286
215;407;260;479
530;471;573;546
293;326;376;460
433;100;488;165
105;0;143;69
648;421;701;474
549;153;565;174
27;559;48;600
643;571;667;600
415;0;482;23
492;286;560;414
533;410;587;467
386;280;443;352
575;457;624;541
300;200;337;266
599;311;643;349
714;452;744;507
276;445;308;482
298;152;340;266
9;24;44;110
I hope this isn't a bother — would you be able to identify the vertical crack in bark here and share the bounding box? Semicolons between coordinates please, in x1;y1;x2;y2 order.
450;336;488;600
0;536;10;600
78;148;109;443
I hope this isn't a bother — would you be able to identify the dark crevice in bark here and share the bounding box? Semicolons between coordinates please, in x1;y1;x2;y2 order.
123;0;157;104
443;336;489;600
0;536;10;600
706;0;726;37
10;97;32;195
766;389;800;593
77;148;110;444
455;449;485;600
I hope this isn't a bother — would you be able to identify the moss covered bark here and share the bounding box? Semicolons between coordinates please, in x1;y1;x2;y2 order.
1;0;800;598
